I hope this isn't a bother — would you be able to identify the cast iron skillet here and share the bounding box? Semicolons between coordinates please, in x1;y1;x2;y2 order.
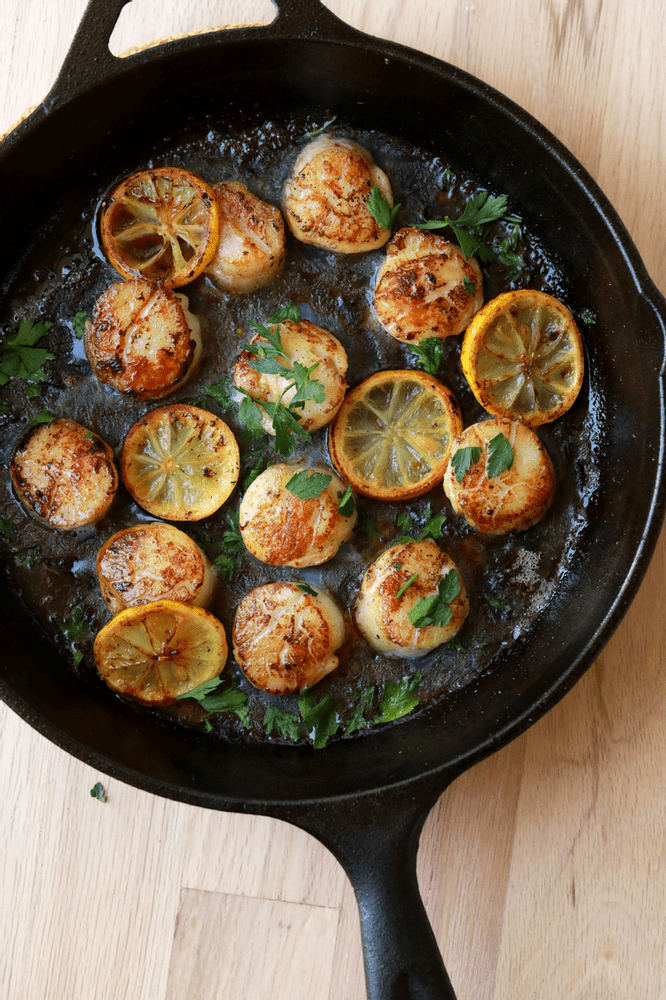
2;2;666;997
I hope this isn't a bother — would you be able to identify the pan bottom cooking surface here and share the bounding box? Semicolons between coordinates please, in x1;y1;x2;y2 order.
0;106;603;747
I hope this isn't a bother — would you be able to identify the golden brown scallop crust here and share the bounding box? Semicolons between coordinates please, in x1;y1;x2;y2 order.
284;137;393;253
239;463;356;567
11;419;118;530
205;181;286;293
84;278;200;398
233;320;349;433
96;522;216;614
233;582;345;695
443;419;556;534
355;539;469;656
373;227;484;343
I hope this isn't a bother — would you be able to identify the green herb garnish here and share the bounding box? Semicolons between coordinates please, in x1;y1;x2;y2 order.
407;570;461;629
355;511;381;538
450;445;483;482
56;607;89;667
212;509;245;582
90;782;106;802
374;673;422;725
285;469;332;500
0;517;18;540
344;684;375;736
484;594;511;611
579;308;597;324
297;116;338;140
0;319;54;398
395;572;418;599
416;191;516;262
296;582;319;597
337;484;355;516
298;688;342;749
191;376;234;411
407;336;445;375
178;675;249;730
72;311;90;339
367;184;401;230
394;503;446;543
463;275;475;295
263;705;303;741
28;407;55;427
487;433;514;478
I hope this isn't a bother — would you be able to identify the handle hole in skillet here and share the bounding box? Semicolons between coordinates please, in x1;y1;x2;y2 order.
108;0;276;57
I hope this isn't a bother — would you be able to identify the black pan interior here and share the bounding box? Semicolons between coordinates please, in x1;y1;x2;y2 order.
1;26;664;809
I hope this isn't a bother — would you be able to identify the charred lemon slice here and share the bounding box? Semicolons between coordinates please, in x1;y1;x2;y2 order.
94;599;227;705
100;167;220;288
461;289;584;426
328;370;463;500
121;404;240;520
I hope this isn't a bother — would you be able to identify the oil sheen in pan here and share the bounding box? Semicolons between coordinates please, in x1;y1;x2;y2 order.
0;107;602;745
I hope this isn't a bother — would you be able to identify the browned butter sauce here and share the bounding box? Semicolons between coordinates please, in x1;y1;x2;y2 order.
0;109;602;745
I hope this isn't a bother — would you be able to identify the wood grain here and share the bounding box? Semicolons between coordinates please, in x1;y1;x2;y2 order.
1;2;665;999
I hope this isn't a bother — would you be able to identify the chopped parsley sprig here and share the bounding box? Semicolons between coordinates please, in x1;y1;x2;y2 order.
55;607;89;667
416;191;519;263
450;434;513;481
407;570;461;629
367;184;401;230
407;336;445;375
286;469;332;500
0;319;54;399
212;509;245;582
394;503;447;544
177;675;249;731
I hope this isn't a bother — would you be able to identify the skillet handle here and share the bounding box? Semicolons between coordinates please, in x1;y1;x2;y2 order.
285;783;459;1000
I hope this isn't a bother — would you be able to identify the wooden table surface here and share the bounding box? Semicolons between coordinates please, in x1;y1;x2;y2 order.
1;2;665;998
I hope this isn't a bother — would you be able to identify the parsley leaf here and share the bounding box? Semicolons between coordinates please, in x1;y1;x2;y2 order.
297;582;319;597
0;517;18;540
178;674;249;729
266;302;301;324
212;509;245;581
463;275;475;295
90;782;107;802
407;336;445;375
396;510;410;533
445;636;470;651
337;485;355;516
487;433;514;478
298;688;342;749
394;504;446;543
192;376;235;411
416;191;516;262
286;469;332;500
262;398;311;456
367;184;401;230
579;308;597;325
485;594;511;611
72;311;90;339
56;607;89;667
28;407;55;427
0;319;55;397
407;570;461;628
344;684;375;736
264;704;303;741
355;511;381;537
297;116;337;140
374;673;421;725
395;572;418;599
451;446;482;482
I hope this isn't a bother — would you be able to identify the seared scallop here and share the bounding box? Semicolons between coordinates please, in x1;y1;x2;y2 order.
373;227;483;343
96;522;217;614
233;319;348;433
239;463;356;567
233;581;346;695
284;136;394;253
355;539;469;657
11;419;117;530
443;419;556;534
84;279;202;398
204;181;286;294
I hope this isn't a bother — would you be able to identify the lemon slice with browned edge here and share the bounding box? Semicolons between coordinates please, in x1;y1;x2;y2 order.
461;289;584;426
328;370;463;501
100;167;220;288
121;404;240;520
94;600;228;705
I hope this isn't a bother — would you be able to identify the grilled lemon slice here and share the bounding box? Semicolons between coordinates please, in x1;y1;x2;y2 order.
328;370;463;501
121;404;240;520
461;289;584;426
94;599;227;705
100;167;220;288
